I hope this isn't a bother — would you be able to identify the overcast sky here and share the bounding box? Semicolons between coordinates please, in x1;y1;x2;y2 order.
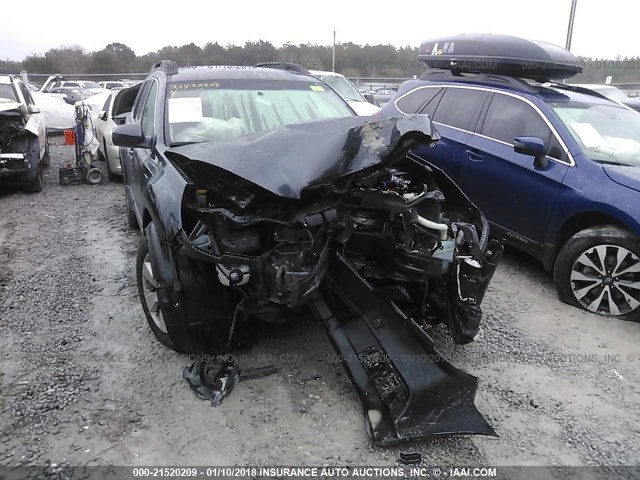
1;0;638;61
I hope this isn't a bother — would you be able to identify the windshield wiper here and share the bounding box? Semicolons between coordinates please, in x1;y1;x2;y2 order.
592;158;623;166
169;141;206;147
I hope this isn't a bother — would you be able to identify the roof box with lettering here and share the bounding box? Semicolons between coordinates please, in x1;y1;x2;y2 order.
418;33;583;81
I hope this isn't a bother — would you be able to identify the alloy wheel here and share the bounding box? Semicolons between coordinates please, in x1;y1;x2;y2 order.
570;244;640;316
141;253;168;333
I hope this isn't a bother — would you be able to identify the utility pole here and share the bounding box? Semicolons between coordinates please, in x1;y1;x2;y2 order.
332;30;336;72
565;0;578;51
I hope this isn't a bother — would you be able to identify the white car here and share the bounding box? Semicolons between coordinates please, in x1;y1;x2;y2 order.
40;76;109;95
309;70;381;116
94;92;122;179
0;75;49;191
98;80;141;90
570;84;640;113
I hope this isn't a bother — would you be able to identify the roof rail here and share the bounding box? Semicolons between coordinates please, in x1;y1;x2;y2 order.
253;62;310;76
150;60;179;75
419;69;538;94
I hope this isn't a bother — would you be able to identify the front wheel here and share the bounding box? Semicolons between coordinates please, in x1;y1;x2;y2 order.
136;223;239;353
25;165;44;193
137;236;177;350
104;141;118;181
554;225;640;321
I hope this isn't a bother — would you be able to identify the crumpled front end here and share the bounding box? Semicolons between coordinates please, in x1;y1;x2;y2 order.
165;116;503;443
0;103;40;180
169;116;500;337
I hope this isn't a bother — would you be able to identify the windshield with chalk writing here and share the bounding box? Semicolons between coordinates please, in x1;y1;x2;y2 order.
165;79;353;145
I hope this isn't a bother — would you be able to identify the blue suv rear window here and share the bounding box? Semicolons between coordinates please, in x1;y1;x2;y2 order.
396;87;442;114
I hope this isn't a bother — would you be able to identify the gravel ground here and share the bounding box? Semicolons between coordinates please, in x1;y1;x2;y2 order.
0;144;639;470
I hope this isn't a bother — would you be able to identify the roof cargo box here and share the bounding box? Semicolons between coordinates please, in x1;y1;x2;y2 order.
418;33;583;81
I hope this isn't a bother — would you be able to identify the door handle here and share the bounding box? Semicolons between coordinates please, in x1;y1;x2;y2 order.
465;149;484;161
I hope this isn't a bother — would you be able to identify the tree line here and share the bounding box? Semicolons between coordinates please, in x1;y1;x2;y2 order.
3;41;640;83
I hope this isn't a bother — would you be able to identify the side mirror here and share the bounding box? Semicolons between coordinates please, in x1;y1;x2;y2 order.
112;123;149;148
514;136;548;169
364;94;375;104
28;105;41;114
98;110;108;121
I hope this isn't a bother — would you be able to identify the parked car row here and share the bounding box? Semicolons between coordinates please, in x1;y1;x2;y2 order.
371;87;399;107
98;80;142;90
48;87;97;105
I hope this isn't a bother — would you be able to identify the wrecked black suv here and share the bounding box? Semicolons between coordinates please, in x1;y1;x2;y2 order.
113;62;504;444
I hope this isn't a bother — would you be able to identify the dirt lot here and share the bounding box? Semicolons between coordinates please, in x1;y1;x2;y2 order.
1;144;639;469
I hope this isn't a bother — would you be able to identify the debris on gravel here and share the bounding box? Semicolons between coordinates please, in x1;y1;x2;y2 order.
0;144;639;468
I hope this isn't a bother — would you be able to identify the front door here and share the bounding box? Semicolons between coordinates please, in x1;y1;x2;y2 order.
456;92;570;248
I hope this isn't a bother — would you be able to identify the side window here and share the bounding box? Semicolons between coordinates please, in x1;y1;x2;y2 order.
133;81;152;122
432;88;489;132
140;82;158;137
396;87;442;114
102;95;112;113
547;134;567;162
419;88;445;118
481;94;552;148
65;82;79;88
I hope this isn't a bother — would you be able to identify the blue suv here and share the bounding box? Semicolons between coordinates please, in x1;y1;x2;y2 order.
381;69;640;320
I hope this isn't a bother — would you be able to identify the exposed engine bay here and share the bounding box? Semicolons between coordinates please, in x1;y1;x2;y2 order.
179;157;501;345
153;115;503;444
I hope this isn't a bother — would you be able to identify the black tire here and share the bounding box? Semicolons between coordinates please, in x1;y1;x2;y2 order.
125;190;139;229
59;173;70;187
104;141;118;181
41;135;51;168
554;225;640;321
24;139;44;193
137;223;239;354
136;236;177;351
25;165;44;193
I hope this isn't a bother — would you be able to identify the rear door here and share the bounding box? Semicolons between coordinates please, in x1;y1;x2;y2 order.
410;86;490;184
457;92;571;248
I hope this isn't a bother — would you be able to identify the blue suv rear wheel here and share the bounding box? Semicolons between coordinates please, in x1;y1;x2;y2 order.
554;226;640;321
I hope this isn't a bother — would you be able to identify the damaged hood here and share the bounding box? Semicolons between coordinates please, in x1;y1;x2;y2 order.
166;115;438;199
0;99;40;137
0;99;24;114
